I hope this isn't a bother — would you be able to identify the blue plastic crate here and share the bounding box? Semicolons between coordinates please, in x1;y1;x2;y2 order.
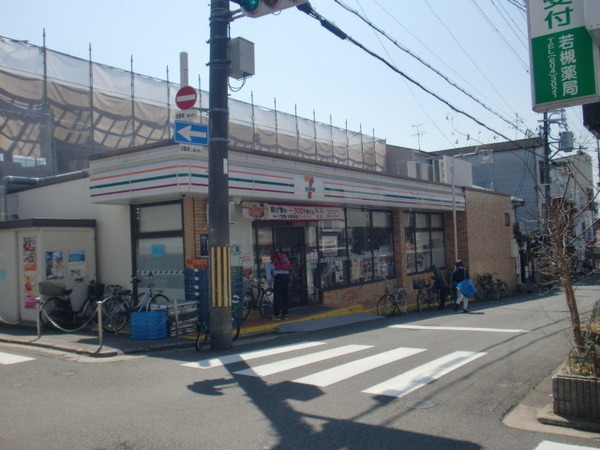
130;311;167;340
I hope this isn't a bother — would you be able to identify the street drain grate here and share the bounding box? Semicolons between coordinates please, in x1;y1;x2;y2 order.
406;400;435;409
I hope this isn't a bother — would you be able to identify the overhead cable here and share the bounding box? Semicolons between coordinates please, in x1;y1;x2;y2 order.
333;0;529;137
297;2;518;145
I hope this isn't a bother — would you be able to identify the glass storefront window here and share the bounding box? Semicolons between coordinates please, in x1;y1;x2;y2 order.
138;203;182;233
133;202;184;301
372;211;394;279
405;212;445;274
252;208;395;299
255;226;274;279
431;230;445;268
415;231;431;272
318;220;347;289
347;209;372;283
305;225;319;302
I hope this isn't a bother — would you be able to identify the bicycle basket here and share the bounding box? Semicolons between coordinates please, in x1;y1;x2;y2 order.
412;280;426;290
38;281;67;296
88;283;105;298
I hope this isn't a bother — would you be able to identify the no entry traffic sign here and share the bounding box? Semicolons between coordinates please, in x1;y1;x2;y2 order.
176;86;198;110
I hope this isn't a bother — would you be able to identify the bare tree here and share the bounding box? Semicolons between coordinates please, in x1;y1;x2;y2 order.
543;195;585;352
534;167;599;355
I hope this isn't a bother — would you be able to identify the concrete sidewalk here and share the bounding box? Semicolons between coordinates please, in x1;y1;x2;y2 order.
0;303;374;357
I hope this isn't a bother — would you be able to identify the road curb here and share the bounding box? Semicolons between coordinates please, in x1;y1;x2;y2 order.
537;403;600;433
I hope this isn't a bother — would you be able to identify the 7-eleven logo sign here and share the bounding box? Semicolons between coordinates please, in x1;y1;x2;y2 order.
304;176;315;199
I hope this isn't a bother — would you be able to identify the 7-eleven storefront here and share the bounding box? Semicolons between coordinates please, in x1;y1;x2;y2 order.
89;142;461;309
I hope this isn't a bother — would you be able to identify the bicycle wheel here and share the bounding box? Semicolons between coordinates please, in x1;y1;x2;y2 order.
102;298;129;333
473;284;485;301
416;290;425;312
395;290;408;314
497;281;508;298
232;316;241;341
426;291;439;310
149;294;171;309
490;283;501;300
377;294;396;317
82;299;99;326
258;291;273;318
242;292;254;320
40;297;70;330
195;319;209;351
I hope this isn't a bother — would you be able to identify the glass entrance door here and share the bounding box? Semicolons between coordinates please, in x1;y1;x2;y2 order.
273;226;305;307
255;223;310;307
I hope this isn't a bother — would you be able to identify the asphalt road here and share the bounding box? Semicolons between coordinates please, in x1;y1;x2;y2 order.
2;284;600;450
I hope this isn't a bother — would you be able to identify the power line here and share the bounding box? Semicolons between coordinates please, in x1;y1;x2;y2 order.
297;2;518;145
504;0;527;14
332;0;530;138
487;0;530;56
423;0;518;116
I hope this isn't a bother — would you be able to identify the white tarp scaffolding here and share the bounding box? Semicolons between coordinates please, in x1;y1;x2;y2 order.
0;36;385;178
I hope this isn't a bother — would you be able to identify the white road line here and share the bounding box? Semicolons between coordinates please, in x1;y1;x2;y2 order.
182;341;326;369
363;350;487;398
294;347;426;387
234;344;373;377
0;351;35;365
391;324;527;333
534;441;599;450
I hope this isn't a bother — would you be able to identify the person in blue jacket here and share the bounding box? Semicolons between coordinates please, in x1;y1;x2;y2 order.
452;260;470;313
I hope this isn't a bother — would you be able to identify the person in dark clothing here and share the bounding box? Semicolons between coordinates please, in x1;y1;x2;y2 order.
266;251;291;320
451;260;470;313
430;264;450;309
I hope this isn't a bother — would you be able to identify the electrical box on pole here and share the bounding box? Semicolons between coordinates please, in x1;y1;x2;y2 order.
230;37;255;79
233;0;309;18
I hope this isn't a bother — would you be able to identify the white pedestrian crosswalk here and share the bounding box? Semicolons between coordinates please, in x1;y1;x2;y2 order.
233;344;372;377
183;341;487;399
294;347;425;387
0;350;35;365
182;341;326;369
534;441;599;450
362;350;486;398
390;324;528;334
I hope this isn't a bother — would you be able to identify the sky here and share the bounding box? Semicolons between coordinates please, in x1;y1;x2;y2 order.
0;0;598;166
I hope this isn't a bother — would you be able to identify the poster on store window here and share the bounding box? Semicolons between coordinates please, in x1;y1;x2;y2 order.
45;251;64;279
68;251;85;278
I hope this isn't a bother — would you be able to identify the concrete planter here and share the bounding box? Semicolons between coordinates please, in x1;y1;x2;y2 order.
553;365;600;422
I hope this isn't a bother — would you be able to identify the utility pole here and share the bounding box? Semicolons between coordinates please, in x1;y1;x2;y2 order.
542;112;552;221
208;0;232;350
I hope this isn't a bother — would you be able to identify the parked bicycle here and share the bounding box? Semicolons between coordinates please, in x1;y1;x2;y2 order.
101;284;132;332
241;269;273;320
89;272;172;332
376;276;408;317
127;272;171;312
495;274;509;298
39;279;127;333
195;296;244;351
413;279;439;312
474;273;508;301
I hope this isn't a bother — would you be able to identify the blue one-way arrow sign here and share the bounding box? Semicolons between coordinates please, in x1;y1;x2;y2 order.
173;121;209;147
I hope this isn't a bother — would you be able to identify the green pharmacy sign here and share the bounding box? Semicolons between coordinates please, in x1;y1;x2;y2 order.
527;0;600;112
